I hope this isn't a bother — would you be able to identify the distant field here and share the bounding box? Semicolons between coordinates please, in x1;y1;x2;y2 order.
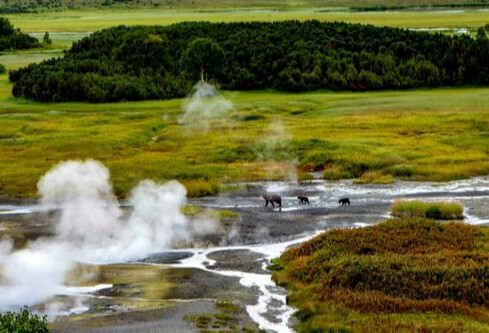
4;7;489;33
2;72;489;198
3;0;489;11
0;49;64;70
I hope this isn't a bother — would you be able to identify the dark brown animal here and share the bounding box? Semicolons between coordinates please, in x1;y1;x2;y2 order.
263;192;282;208
339;198;350;206
297;195;309;205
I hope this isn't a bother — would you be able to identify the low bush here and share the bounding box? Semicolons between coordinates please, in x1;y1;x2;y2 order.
391;200;464;220
272;218;489;332
0;306;49;332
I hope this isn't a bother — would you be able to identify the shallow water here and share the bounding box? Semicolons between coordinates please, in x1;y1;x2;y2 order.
1;177;489;331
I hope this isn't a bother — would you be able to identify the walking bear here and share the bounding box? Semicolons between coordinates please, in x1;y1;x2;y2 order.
339;198;350;206
297;195;309;205
263;192;282;208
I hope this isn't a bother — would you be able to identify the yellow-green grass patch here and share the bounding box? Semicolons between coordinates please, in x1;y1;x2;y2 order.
391;200;464;220
3;84;489;198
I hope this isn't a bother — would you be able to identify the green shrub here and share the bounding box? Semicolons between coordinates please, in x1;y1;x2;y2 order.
0;306;49;332
353;171;394;184
391;200;464;220
392;165;415;177
322;167;353;180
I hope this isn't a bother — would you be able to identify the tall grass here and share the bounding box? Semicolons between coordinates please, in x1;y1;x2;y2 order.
3;85;489;198
391;200;464;220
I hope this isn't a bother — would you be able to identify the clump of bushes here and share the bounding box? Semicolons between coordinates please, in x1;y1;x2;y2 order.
322;166;353;180
353;171;394;184
0;306;49;332
0;18;40;51
272;218;489;332
391;200;464;220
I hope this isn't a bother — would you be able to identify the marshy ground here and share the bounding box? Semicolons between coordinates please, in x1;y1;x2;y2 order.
1;177;489;331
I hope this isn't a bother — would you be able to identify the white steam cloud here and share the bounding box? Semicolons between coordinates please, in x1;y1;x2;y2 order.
180;80;234;131
0;159;203;311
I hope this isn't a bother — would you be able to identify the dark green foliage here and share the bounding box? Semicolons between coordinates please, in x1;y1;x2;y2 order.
0;17;39;51
11;21;489;103
180;37;225;81
0;63;5;74
0;306;49;332
42;32;52;45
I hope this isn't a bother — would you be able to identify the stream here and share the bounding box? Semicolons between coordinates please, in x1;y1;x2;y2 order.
1;177;489;332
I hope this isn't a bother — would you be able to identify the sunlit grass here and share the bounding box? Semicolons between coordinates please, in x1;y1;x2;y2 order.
391;200;464;220
2;80;489;198
3;7;489;33
0;49;65;71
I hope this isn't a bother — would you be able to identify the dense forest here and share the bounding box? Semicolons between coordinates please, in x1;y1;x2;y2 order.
10;20;489;102
0;17;39;50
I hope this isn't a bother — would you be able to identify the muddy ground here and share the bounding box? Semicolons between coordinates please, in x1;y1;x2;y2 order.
1;178;489;332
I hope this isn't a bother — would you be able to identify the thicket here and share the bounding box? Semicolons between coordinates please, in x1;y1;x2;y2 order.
0;17;40;51
11;20;489;102
272;219;489;331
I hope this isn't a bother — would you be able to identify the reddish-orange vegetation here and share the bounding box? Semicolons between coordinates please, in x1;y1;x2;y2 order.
272;218;489;332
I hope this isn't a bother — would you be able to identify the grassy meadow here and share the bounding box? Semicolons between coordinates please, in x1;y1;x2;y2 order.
2;9;489;199
4;7;489;34
272;218;489;332
2;70;489;198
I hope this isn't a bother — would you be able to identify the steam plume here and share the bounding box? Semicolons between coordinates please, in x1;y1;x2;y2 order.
0;159;202;311
180;80;233;131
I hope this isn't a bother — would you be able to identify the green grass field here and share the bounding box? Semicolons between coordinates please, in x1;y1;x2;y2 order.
2;69;489;198
272;218;489;332
4;7;489;34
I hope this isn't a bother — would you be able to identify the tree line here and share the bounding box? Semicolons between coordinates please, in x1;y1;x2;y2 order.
10;20;489;102
0;17;40;50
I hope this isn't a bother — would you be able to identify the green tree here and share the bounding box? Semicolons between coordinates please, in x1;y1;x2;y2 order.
180;37;225;81
0;17;14;36
42;32;52;45
0;306;49;332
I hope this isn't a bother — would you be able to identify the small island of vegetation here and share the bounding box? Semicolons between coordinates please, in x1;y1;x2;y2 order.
391;200;464;220
10;20;489;103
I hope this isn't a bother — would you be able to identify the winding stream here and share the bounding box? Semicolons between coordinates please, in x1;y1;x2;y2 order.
1;177;489;331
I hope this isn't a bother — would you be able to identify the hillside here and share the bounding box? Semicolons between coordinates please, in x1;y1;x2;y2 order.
10;20;489;103
272;218;489;332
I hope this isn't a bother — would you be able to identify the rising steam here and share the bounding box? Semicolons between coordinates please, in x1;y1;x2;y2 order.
0;159;201;310
258;116;298;183
180;80;234;131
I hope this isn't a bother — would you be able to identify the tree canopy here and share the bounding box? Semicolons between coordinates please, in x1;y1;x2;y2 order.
0;17;40;51
10;20;489;103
